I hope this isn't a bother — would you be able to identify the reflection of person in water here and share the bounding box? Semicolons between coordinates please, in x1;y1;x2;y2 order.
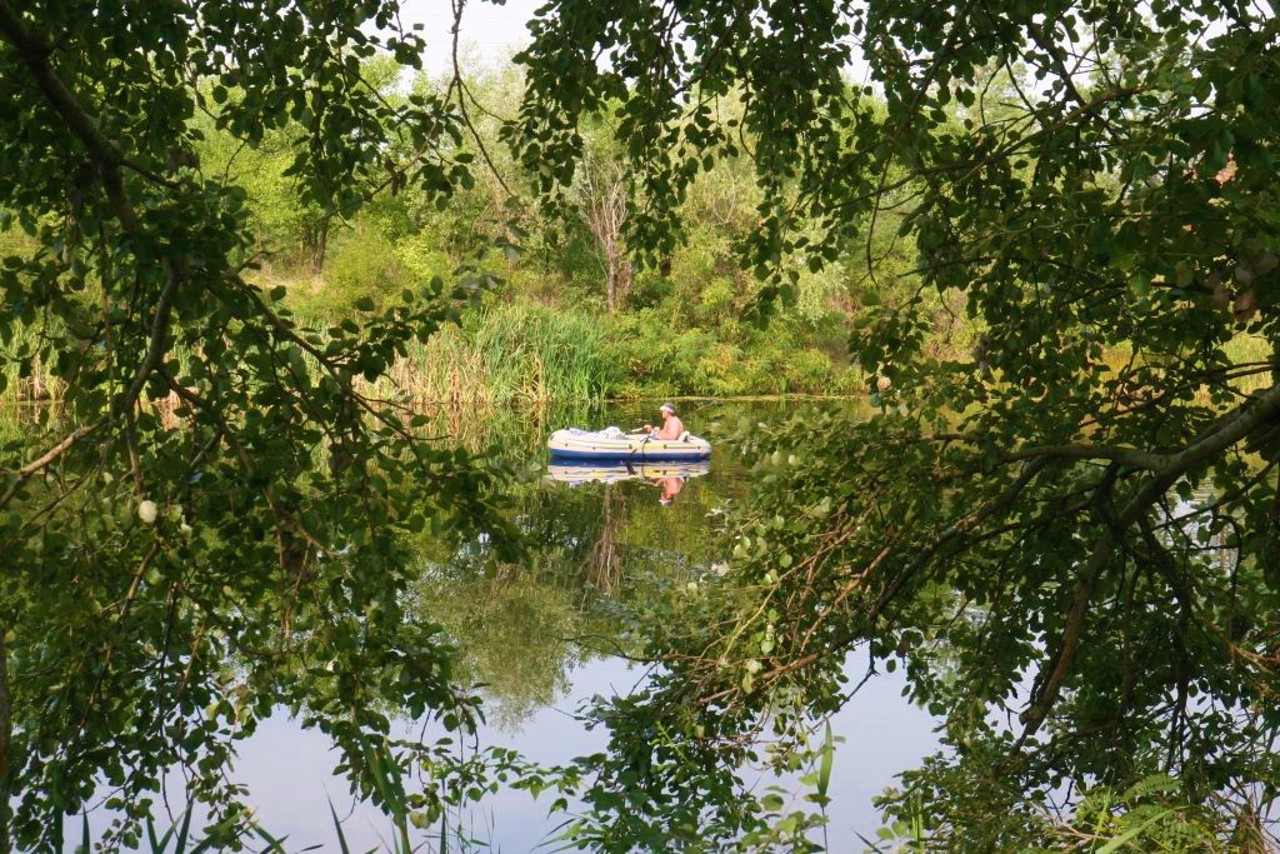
657;475;685;506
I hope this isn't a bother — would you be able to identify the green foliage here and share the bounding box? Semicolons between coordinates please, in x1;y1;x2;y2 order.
68;799;302;854
0;1;518;850
102;17;872;401
513;0;1280;847
9;0;1280;847
872;770;1231;852
394;236;455;289
311;226;415;312
606;310;850;398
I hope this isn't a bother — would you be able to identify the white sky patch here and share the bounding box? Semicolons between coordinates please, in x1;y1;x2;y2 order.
399;0;543;72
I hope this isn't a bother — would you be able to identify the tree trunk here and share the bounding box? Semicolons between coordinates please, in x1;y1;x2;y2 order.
310;214;329;274
605;240;632;314
606;245;619;314
579;151;629;313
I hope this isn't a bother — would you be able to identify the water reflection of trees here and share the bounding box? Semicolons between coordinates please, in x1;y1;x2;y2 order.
589;484;623;595
408;408;733;729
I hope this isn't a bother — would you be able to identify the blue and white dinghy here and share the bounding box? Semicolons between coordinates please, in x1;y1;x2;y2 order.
544;459;712;485
546;426;712;461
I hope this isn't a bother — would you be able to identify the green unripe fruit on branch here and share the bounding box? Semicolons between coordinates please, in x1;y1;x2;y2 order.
137;500;158;525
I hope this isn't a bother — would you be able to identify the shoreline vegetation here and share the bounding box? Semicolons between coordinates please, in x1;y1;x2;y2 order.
0;285;866;407
0;291;1267;408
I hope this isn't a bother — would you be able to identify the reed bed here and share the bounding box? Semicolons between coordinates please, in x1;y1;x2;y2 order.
373;303;618;405
0;303;619;408
0;319;68;403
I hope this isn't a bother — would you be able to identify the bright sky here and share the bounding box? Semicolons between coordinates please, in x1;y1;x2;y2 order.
398;0;542;71
399;0;877;89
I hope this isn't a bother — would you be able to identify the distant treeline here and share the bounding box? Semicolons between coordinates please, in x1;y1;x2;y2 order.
0;55;983;403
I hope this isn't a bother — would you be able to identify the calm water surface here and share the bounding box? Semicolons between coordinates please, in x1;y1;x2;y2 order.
100;400;941;850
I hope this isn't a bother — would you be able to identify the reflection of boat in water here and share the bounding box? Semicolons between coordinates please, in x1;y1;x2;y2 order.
547;427;712;461
544;459;712;485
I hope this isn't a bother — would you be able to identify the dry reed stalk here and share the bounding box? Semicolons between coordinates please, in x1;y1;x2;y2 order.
448;362;460;406
531;352;545;403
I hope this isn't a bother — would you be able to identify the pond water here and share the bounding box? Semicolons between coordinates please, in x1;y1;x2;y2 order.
225;653;937;851
76;399;942;851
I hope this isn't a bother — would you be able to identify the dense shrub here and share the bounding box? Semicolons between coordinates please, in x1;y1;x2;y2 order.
319;228;414;310
600;309;850;398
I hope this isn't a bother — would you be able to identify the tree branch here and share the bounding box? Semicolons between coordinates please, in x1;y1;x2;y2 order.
1017;382;1280;742
1005;443;1165;471
119;270;181;413
1147;383;1280;485
0;0;141;234
448;0;516;200
1016;512;1115;739
0;420;104;509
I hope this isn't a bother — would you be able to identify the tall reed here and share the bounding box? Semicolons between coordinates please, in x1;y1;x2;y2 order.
381;303;618;405
0;303;619;408
0;319;67;402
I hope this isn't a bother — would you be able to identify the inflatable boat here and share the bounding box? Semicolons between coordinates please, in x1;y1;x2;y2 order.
544;459;711;485
546;427;712;461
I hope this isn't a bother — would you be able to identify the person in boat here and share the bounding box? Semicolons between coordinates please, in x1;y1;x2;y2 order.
644;402;685;441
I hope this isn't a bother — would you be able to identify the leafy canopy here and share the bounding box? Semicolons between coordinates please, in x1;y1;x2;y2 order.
0;0;518;849
515;0;1280;846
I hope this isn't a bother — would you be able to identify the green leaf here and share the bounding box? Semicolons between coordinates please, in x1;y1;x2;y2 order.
816;720;833;800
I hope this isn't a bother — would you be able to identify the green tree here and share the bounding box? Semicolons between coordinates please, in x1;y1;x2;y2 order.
193;53;429;277
516;0;1280;846
0;1;511;850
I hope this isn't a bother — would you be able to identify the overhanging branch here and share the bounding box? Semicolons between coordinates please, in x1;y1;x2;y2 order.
1017;382;1280;742
0;420;104;509
0;0;141;234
